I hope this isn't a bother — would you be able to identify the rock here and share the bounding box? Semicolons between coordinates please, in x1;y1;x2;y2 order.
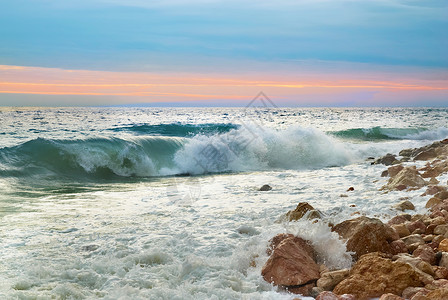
382;170;389;177
333;252;428;300
426;288;448;300
285;202;321;221
439;252;448;269
259;184;272;191
407;220;426;234
266;233;295;255
310;287;325;298
286;282;315;296
388;165;405;177
436;191;448;201
379;293;404;300
390;240;409;255
392;224;411;238
388;214;411;226
402;234;425;247
433;266;448;280
347;187;354;192
414;149;438;161
394;200;415;211
430;177;440;185
261;235;319;287
315;291;338;300
434;224;448;236
439;239;448;252
424;235;435;242
425;279;448;290
402;286;430;299
332;216;398;259
375;153;399;166
317;269;350;291
413;244;436;265
394;254;435;277
338;295;356;300
430;216;446;227
382;166;427;191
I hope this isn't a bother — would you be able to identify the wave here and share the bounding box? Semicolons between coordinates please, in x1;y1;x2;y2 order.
0;125;354;181
330;127;448;141
109;123;239;137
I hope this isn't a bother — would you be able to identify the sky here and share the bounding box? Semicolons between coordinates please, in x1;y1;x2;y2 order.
0;0;447;106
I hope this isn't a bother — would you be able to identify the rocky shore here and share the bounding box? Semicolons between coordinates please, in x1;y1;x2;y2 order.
262;139;448;299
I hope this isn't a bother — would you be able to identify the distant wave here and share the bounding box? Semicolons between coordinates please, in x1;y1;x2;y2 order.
330;127;448;141
0;125;354;180
109;123;239;137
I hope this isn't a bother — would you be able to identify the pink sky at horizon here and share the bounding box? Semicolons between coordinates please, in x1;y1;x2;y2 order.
1;65;447;106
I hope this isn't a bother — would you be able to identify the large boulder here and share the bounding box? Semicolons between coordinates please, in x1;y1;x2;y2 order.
332;216;398;259
333;252;429;300
382;166;427;191
261;235;320;288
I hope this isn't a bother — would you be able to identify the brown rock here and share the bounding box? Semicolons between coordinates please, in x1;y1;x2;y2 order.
259;184;272;191
389;215;411;226
426;288;448;300
285;202;322;221
347;187;354;192
402;287;430;299
394;254;435;277
438;239;448;252
424;235;435;242
315;291;338;300
375;153;399;166
338;295;356;300
316;269;350;291
391;240;409;255
383;166;427;191
425;279;448;290
436;191;448;201
266;233;294;255
402;234;425;247
408;220;426;234
388;165;404;177
332;216;398;259
379;293;404;300
413;244;436;265
439;252;448;269
392;224;411;238
427;197;442;209
394;200;415;211
261;236;319;287
434;224;448;236
422;186;446;197
433;266;448;280
333;252;428;300
414;149;438;161
430;216;446;226
310;286;324;298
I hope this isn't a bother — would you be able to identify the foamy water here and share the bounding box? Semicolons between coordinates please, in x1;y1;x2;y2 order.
1;107;447;299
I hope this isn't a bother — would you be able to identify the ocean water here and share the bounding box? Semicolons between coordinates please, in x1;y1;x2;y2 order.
1;107;448;299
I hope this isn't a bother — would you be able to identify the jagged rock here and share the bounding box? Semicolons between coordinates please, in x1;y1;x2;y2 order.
433;266;448;280
332;216;398;259
285;202;321;221
333;252;429;300
317;269;350;291
388;165;404;177
382;166;427;191
266;233;295;255
259;184;272;191
261;235;319;287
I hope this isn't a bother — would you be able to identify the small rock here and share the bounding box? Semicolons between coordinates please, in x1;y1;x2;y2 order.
394;200;415;211
433;266;448;280
315;291;338;300
317;269;350;291
388;215;411;226
392;224;411;238
439;239;448;252
259;184;272;191
285;202;322;221
375;153;399;166
427;197;442;209
310;287;324;298
390;240;409;255
402;286;430;299
402;234;425;246
347;187;354;192
413;244;436;265
426;287;448;300
434;224;448;236
439;252;448;269
379;293;404;300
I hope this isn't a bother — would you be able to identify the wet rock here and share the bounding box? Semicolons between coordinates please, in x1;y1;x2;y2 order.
310;287;324;298
388;165;404;177
267;233;295;255
286;282;315;296
347;187;354;192
285;202;322;221
259;184;272;191
436;191;448;201
317;269;350;291
332;216;398;259
382;170;389;177
382;166;427;191
81;244;99;252
375;153;400;166
422;185;445;196
261;235;319;287
388;214;411;226
333;252;428;300
394;200;415;211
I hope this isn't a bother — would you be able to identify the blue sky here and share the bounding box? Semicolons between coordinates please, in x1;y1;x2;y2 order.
0;0;447;106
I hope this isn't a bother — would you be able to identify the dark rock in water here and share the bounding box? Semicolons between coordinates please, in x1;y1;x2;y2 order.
259;184;272;191
374;153;400;166
393;200;415;211
347;187;355;192
81;244;99;252
285;202;322;221
381;170;389;177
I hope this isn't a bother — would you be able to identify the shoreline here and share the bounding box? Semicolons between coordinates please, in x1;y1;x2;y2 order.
262;139;448;300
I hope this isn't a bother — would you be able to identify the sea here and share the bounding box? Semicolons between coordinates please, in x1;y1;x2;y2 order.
1;106;448;299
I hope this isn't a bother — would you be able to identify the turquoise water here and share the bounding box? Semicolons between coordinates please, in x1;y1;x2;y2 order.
1;107;447;299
